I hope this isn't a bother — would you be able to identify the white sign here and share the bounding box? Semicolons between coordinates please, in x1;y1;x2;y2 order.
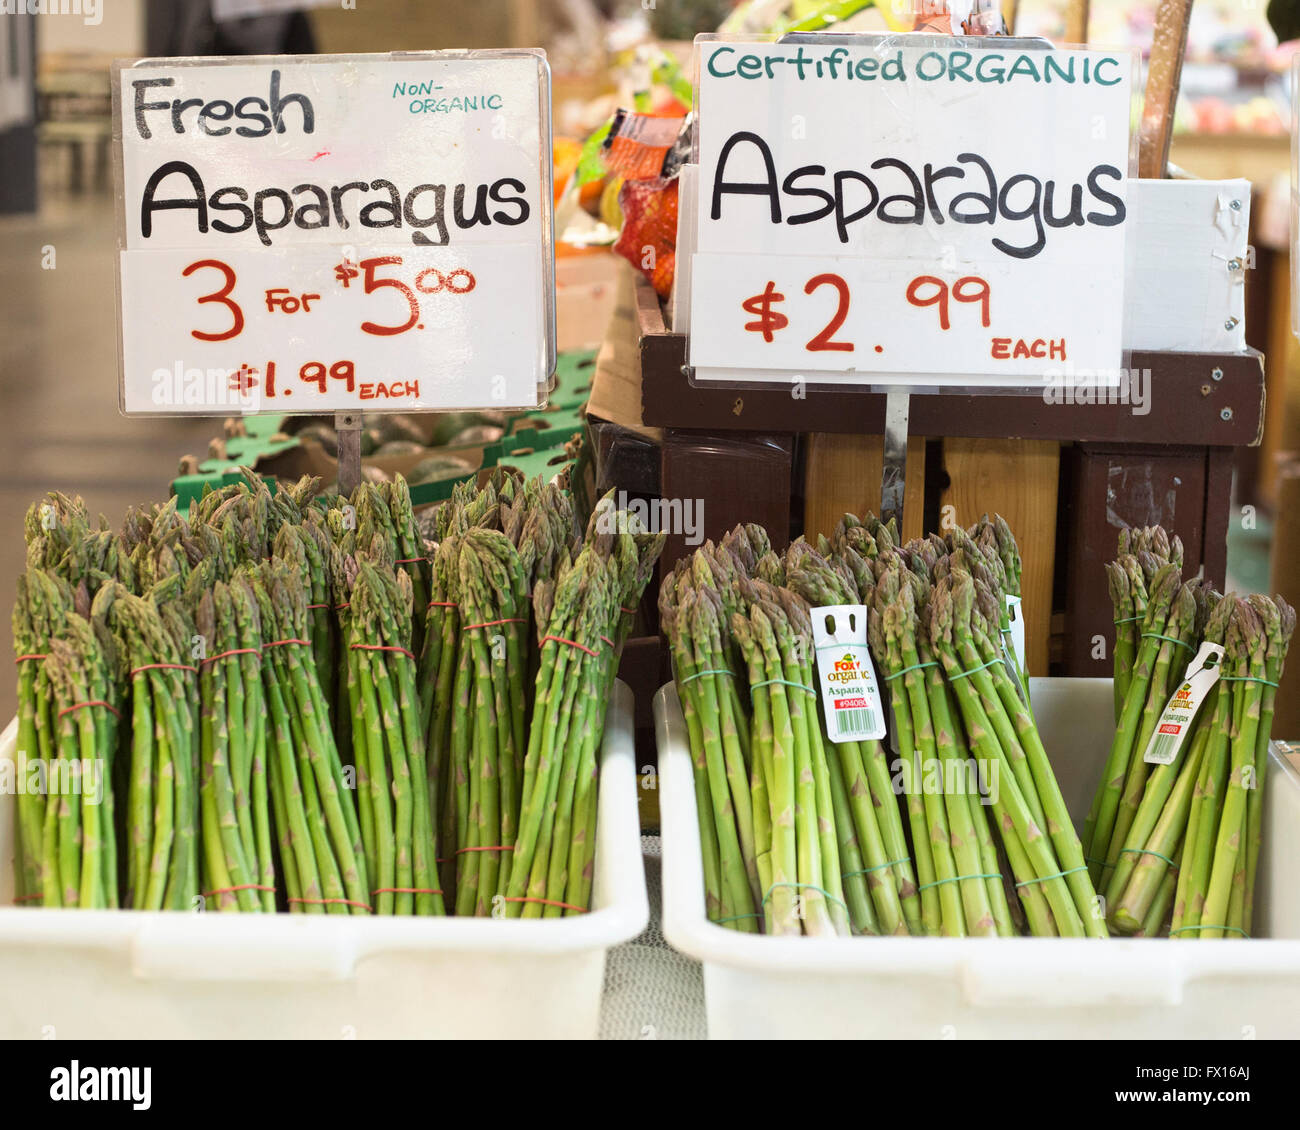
113;52;554;415
688;37;1133;388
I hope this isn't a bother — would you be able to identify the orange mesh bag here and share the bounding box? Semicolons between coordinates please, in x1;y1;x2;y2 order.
614;177;678;300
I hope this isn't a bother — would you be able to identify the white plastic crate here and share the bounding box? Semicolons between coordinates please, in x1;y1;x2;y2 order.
656;677;1300;1039
0;681;647;1039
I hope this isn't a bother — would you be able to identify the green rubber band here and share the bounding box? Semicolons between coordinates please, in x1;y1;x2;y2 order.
842;857;910;880
1219;676;1280;688
712;911;763;926
1168;925;1250;939
1114;614;1142;624
918;872;1001;892
1119;847;1177;870
947;657;1002;682
761;881;849;915
681;667;734;684
1015;864;1088;889
752;678;817;697
883;660;939;682
1142;632;1194;655
1085;855;1116;870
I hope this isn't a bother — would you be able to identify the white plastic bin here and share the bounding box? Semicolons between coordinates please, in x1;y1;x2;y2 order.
656;678;1300;1039
0;681;647;1039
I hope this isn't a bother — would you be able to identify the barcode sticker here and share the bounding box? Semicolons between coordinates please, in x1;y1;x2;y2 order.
1142;641;1224;765
810;603;885;744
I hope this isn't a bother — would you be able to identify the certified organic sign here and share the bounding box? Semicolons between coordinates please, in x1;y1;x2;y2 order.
113;51;553;415
688;38;1133;388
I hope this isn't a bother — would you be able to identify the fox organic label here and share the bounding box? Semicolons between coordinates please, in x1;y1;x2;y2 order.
811;603;885;743
113;52;554;415
687;38;1133;388
1143;641;1225;766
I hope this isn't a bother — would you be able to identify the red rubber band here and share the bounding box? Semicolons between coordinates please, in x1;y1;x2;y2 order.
350;643;416;661
57;699;121;720
288;896;372;912
463;618;526;631
620;606;636;614
130;662;198;677
202;883;276;898
501;896;588;914
455;845;515;855
427;601;458;609
541;635;600;658
335;602;351;610
263;638;311;650
394;557;425;565
371;887;444;896
600;636;614;648
200;647;261;666
11;892;42;903
14;653;48;663
305;602;330;609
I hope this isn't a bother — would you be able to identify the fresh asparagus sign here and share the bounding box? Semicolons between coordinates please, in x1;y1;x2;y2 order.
113;51;555;415
686;37;1134;388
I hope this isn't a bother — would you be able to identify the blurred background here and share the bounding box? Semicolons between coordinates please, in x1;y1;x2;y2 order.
0;0;1298;721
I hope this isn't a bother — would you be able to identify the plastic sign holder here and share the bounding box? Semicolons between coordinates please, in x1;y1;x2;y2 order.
112;50;556;446
680;32;1138;528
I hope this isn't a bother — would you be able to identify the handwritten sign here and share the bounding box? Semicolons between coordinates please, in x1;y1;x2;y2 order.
113;52;554;415
687;38;1133;388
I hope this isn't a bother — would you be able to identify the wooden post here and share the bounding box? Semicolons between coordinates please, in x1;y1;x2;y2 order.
1269;458;1300;741
1064;0;1090;43
1138;0;1195;179
940;438;1060;676
804;434;926;544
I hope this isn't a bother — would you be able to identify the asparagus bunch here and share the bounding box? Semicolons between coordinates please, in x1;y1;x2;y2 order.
450;530;529;916
866;565;1008;937
339;555;442;915
929;571;1105;937
254;562;371;915
1088;525;1292;938
101;584;201;910
663;529;903;937
273;516;337;723
784;546;919;936
1178;595;1295;939
41;600;122;908
194;578;275;912
1085;566;1203;889
831;512;1102;937
1104;527;1184;722
1102;595;1231;934
11;569;72;904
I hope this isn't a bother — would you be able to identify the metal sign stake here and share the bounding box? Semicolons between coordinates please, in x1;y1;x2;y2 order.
881;390;910;531
336;411;362;497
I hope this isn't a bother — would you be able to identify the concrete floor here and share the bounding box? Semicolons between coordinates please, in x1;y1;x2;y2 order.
0;191;214;719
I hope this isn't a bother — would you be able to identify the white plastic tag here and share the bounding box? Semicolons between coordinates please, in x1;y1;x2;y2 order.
810;604;886;744
1142;641;1225;765
1003;594;1026;673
